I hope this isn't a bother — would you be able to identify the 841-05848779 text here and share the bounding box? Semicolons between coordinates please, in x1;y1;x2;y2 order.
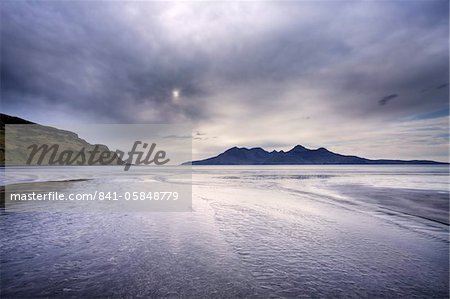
9;191;179;201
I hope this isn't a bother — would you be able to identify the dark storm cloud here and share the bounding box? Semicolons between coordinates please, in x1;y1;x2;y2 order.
1;1;449;161
1;2;210;122
1;1;448;123
378;94;398;106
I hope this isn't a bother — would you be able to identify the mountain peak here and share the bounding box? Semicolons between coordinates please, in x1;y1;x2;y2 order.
224;146;240;152
289;145;308;152
316;147;330;152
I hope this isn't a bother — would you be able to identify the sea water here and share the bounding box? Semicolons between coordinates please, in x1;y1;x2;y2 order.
1;165;448;298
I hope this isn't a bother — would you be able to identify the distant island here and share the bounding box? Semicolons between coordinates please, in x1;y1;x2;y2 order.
1;113;446;166
184;145;447;165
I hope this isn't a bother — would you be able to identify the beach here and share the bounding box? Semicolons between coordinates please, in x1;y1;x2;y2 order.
1;165;448;298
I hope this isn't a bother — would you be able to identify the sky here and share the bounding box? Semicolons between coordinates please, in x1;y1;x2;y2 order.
1;1;449;161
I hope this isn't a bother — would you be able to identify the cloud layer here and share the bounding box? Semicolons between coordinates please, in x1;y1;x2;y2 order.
1;1;449;161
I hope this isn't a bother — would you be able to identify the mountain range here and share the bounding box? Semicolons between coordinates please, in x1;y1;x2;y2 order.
1;113;446;165
185;145;446;165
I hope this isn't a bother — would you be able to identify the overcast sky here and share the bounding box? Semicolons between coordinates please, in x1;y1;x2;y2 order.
1;1;449;161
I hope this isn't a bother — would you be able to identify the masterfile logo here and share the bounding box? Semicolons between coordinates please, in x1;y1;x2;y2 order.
26;141;171;171
4;124;193;212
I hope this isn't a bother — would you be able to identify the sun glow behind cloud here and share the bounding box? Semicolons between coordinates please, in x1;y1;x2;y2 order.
172;89;180;101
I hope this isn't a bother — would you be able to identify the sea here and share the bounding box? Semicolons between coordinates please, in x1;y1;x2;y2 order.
1;165;448;298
